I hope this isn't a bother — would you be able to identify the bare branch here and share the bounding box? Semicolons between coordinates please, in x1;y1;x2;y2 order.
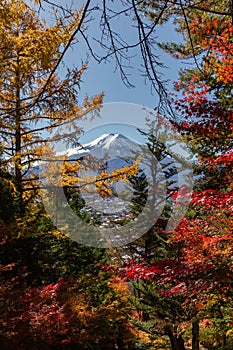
26;0;92;113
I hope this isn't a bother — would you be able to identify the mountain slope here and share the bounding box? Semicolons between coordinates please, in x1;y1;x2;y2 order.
68;133;139;161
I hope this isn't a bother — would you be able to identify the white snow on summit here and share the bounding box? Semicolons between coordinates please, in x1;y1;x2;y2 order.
56;133;137;160
85;133;110;148
67;147;89;157
103;133;119;149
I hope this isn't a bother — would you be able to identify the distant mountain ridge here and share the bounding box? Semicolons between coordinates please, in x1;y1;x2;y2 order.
67;133;139;161
39;132;188;189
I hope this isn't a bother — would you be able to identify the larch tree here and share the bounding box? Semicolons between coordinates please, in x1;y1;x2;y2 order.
0;0;104;220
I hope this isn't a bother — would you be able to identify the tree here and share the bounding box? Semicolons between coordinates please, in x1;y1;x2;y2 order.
0;240;140;349
162;11;233;348
105;4;233;348
102;127;194;349
129;170;149;216
0;6;143;347
0;149;16;226
156;7;233;348
0;0;139;235
0;0;103;220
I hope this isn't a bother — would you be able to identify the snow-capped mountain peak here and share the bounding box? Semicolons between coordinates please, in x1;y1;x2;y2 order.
67;133;137;160
102;133;120;149
85;133;111;148
85;133;127;149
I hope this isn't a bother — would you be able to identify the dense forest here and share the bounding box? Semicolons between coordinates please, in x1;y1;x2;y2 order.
0;1;232;349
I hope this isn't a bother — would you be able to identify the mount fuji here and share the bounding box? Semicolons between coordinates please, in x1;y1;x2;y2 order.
58;133;143;177
66;133;139;162
35;133;140;176
65;133;142;217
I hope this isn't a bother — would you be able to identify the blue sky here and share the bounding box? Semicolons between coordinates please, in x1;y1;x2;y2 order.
39;1;185;145
77;103;152;144
64;7;183;143
67;22;182;109
53;1;184;110
73;19;183;143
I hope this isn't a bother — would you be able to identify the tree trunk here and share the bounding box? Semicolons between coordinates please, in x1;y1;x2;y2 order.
192;320;199;350
116;321;124;349
15;60;24;216
165;325;186;350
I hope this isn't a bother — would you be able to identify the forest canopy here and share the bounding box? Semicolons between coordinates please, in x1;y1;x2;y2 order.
0;1;232;349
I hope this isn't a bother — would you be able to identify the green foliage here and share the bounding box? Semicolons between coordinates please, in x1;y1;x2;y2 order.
129;170;148;215
0;176;15;225
0;233;107;285
64;187;101;225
